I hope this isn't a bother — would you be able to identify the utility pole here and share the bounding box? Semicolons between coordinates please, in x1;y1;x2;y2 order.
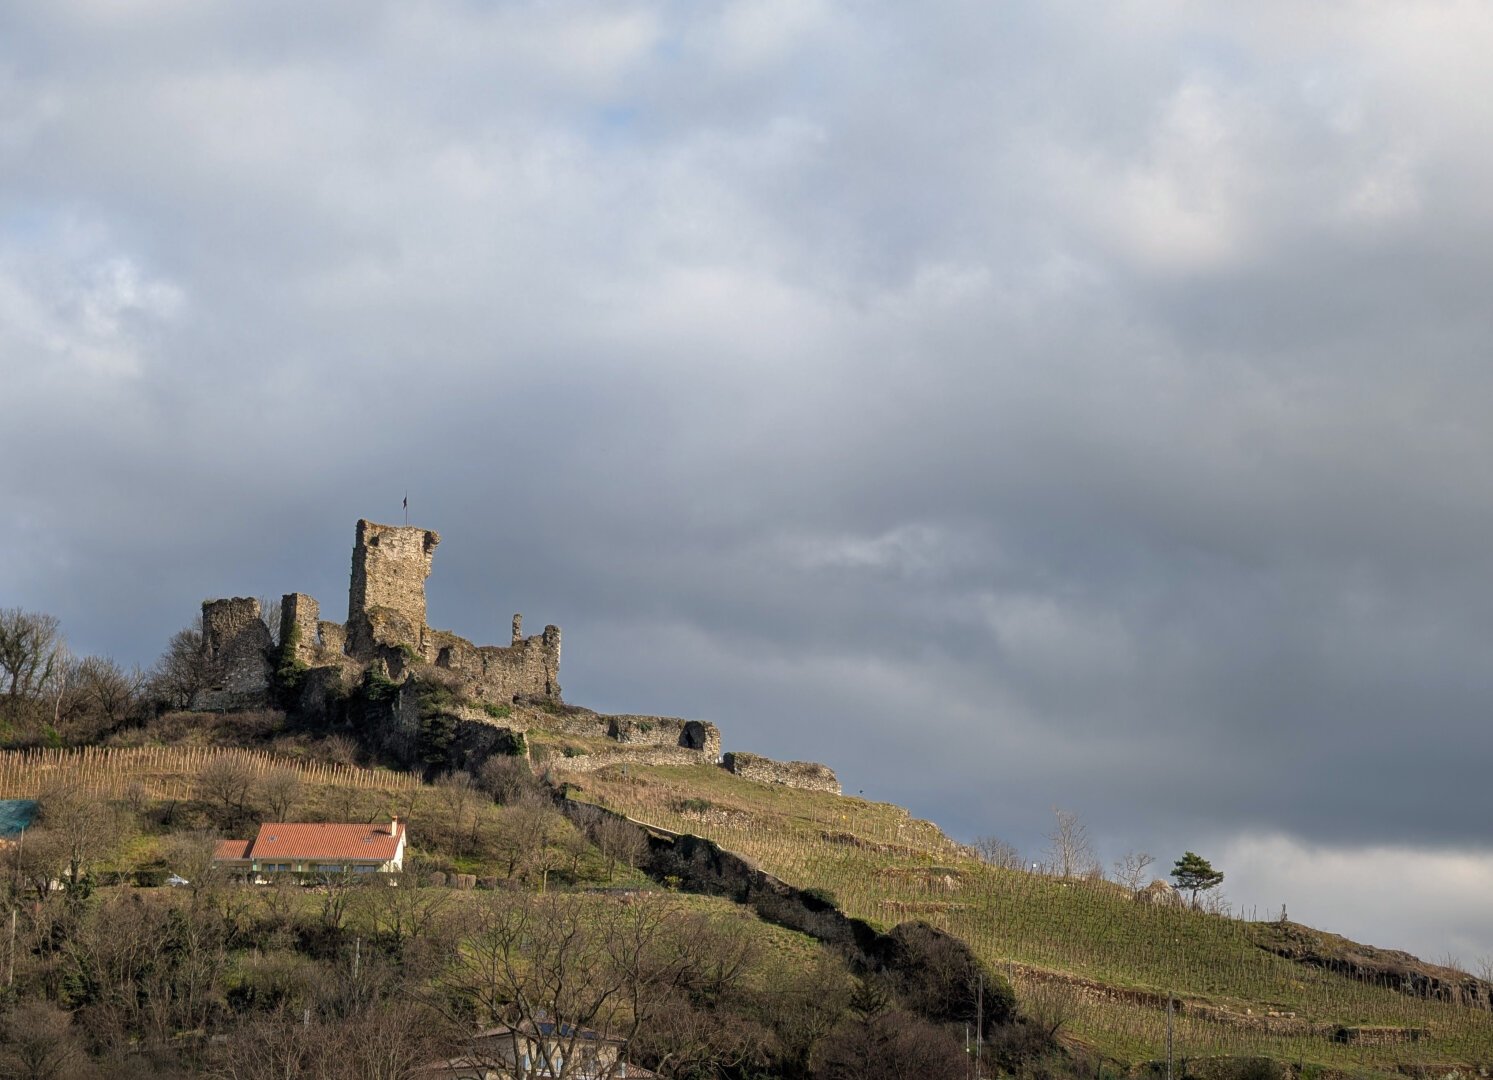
976;973;984;1078
1166;995;1174;1080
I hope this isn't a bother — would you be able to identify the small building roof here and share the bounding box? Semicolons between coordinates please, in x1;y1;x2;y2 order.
214;838;253;862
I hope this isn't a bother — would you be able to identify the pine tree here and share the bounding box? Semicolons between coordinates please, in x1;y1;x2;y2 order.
1170;851;1224;908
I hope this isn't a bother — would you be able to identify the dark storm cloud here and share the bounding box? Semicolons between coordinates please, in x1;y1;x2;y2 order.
3;1;1491;958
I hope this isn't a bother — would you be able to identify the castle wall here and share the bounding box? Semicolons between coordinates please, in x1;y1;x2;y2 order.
605;716;721;758
194;597;272;710
346;520;440;659
722;751;841;794
548;746;716;773
317;621;347;654
190;518;562;715
279;593;320;665
430;621;561;703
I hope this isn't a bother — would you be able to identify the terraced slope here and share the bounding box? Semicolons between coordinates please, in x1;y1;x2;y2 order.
559;761;1493;1075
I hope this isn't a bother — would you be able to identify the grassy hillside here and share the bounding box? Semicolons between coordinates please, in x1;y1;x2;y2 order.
559;760;1493;1075
1;716;1487;1077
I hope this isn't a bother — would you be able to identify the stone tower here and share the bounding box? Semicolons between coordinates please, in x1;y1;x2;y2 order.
279;592;321;666
194;597;272;709
346;519;441;660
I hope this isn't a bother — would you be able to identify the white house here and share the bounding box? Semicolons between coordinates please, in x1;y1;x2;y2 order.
213;818;406;875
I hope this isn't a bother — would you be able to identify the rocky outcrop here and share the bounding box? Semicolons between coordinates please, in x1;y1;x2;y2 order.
1251;921;1493;1010
1134;879;1184;907
560;800;1012;1033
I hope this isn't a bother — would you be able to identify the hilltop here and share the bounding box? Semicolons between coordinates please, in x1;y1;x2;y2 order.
0;520;1488;1078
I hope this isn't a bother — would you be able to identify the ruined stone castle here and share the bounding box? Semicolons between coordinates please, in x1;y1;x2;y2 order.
194;519;560;712
191;518;839;794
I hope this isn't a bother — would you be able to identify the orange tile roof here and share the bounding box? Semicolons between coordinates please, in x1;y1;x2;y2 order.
245;821;405;862
214;839;252;861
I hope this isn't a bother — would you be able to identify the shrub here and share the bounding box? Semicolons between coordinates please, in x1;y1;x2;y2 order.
272;624;309;709
133;865;169;888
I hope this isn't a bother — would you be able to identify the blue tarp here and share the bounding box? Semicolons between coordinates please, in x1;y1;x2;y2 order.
0;799;38;837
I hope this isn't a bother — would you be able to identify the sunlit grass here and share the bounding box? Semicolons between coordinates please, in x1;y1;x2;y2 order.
561;762;1493;1073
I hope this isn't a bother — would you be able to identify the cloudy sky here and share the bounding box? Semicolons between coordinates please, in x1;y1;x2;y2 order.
4;1;1492;962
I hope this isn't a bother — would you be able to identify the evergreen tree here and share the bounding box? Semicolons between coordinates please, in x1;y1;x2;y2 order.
1170;851;1224;907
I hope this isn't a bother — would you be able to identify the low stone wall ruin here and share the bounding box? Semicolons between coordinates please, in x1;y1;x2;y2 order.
722;751;841;794
605;715;722;758
429;626;561;703
548;746;716;773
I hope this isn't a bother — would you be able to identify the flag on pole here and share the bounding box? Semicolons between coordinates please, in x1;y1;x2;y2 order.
403;492;408;525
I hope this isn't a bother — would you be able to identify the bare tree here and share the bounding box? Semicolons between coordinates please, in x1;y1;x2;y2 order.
37;778;128;892
168;831;227;901
493;800;563;883
208;1012;318;1080
196;756;257;830
631;913;772;1078
813;1009;970;1080
261;767;303;821
477;754;542;805
1199;890;1232;916
322;733;360;765
633;998;770;1080
592;814;649;881
42;643;75;731
756;952;854;1078
0;608;63;703
259;596;282;647
1043;807;1096;879
972;835;1024;871
434;770;482;853
0;1000;82;1080
317;868;363;932
11;827;68;904
436;892;702;1080
349;877;453;950
1112;851;1155;893
74;655;144;729
146;621;214;710
211;1005;450;1080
